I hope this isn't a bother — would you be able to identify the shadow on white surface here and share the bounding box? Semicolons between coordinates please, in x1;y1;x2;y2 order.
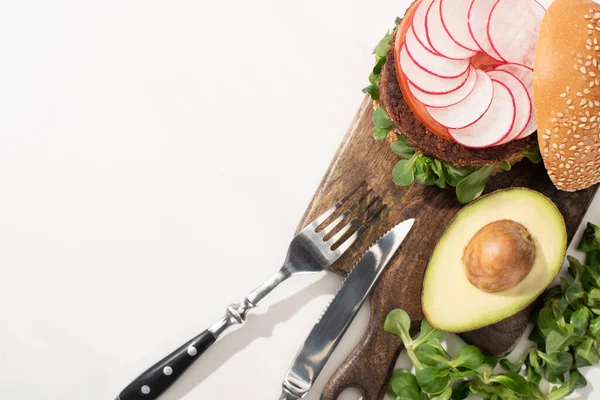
161;273;341;400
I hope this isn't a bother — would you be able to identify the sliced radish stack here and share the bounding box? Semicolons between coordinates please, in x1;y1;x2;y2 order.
488;0;545;68
496;64;536;138
449;80;516;148
405;29;470;78
412;0;440;55
426;0;478;59
427;70;494;128
395;0;542;147
399;43;470;94
468;0;504;61
487;70;531;144
440;0;480;52
409;65;477;107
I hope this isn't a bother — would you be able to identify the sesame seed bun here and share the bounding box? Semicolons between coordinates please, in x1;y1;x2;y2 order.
534;0;600;191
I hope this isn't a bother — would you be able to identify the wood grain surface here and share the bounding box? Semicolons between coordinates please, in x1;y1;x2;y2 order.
296;96;599;400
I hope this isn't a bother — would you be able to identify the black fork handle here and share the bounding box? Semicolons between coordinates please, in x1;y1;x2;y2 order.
117;330;215;400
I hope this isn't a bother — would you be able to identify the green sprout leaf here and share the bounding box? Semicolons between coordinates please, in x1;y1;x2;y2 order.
575;337;600;367
416;343;451;368
361;84;379;101
500;351;529;373
372;107;394;140
567;255;585;283
570;307;590;334
522;144;542;164
431;159;447;189
566;281;585;306
450;381;471;400
545;370;587;400
393;154;418;186
455;164;497;204
416;366;451;394
578;222;600;252
431;387;452;400
538;351;573;376
451;345;485;370
373;32;393;60
413;319;445;347
384;309;413;346
589;315;600;339
388;370;421;400
545;330;577;354
487;372;530;395
587;250;600;266
390;137;415;159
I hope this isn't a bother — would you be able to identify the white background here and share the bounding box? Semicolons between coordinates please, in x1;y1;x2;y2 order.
0;1;599;399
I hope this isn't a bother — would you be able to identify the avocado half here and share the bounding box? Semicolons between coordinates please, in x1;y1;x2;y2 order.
422;188;567;333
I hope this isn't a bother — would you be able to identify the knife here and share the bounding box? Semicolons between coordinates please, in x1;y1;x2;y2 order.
279;219;415;400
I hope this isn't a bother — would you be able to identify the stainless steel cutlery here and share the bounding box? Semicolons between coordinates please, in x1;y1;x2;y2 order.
279;219;414;400
116;183;385;400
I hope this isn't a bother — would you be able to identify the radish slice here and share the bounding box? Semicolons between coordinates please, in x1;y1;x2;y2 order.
496;64;536;138
412;0;440;55
488;0;545;68
427;70;494;128
440;0;480;51
399;43;470;94
426;0;478;59
405;29;470;78
468;0;504;61
488;70;531;144
409;65;477;107
449;80;516;148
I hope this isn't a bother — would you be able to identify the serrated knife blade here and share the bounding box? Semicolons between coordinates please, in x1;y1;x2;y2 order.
279;219;415;400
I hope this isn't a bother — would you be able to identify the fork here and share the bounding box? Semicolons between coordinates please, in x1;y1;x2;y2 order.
116;182;384;400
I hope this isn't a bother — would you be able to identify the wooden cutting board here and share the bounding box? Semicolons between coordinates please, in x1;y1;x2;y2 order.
296;96;599;400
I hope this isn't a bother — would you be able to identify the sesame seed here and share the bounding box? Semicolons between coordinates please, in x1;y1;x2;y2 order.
567;98;573;105
552;118;559;122
578;92;584;96
558;112;565;117
585;88;592;94
581;99;588;106
561;93;567;97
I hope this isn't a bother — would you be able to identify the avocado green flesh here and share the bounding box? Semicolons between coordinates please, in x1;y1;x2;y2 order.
422;188;567;333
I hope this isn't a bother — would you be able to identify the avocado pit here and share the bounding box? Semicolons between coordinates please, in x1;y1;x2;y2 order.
463;219;536;292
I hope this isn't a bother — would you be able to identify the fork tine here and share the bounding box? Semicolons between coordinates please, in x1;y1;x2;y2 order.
327;195;378;244
332;203;386;255
307;181;367;230
320;188;373;237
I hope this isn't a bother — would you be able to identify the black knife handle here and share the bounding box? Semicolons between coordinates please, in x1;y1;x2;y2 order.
118;330;215;400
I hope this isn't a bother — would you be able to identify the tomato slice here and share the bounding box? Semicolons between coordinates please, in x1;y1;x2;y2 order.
394;1;452;140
